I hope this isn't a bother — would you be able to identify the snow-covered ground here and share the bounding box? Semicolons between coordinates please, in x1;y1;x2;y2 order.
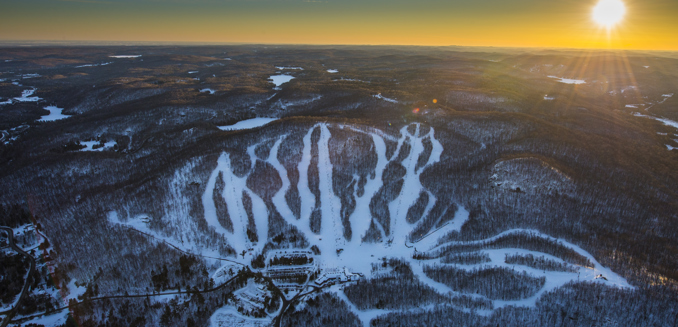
39;106;70;122
217;118;278;131
373;93;399;103
13;88;41;103
544;95;554;100
209;306;271;327
327;69;338;73
634;112;678;130
268;74;295;88
79;140;117;151
276;66;303;70
75;62;112;68
200;88;216;94
548;76;586;84
109;55;141;58
16;310;69;327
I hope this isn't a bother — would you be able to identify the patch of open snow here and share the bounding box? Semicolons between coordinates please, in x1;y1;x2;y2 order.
276;66;303;70
64;279;87;302
373;93;399;103
634;112;678;130
327;69;338;73
21;73;40;79
17;310;69;327
644;66;650;68
268;74;294;88
188;71;199;74
209;306;271;327
75;62;112;68
39;106;70;122
14;88;40;102
109;55;141;58
334;77;370;83
80;140;116;151
200;88;216;95
626;104;640;108
548;76;586;84
667;145;676;151
217;118;278;131
544;95;554;100
663;93;674;97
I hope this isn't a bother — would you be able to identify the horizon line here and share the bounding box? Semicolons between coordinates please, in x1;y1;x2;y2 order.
0;39;676;53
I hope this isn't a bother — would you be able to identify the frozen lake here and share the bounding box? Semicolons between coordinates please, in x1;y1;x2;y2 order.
109;55;141;58
39;106;70;122
269;74;294;87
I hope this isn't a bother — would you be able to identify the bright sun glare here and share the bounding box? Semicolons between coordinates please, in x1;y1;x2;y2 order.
592;0;626;28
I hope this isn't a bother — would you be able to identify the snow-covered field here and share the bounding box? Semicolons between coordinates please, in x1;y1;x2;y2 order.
327;69;338;73
217;118;278;131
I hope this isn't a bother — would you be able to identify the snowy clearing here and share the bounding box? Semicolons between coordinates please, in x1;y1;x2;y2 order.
667;145;676;151
79;140;117;151
217;118;278;131
75;62;112;68
13;88;41;103
209;306;271;327
17;310;69;327
189;71;199;74
275;66;303;70
544;95;554;100
548;76;586;84
327;69;338;73
200;88;216;94
373;93;399;103
109;55;141;58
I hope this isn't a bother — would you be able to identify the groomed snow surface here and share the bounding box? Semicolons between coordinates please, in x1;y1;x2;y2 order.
217;118;278;131
197;122;633;327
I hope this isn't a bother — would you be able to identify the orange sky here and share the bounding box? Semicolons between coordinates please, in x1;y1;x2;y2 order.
0;0;677;50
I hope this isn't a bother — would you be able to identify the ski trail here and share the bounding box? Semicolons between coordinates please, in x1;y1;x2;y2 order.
390;124;430;243
427;228;633;289
201;153;249;256
297;127;316;224
317;124;344;259
348;133;388;243
332;287;391;327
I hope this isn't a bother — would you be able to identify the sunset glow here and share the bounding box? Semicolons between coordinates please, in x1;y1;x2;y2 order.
0;0;676;50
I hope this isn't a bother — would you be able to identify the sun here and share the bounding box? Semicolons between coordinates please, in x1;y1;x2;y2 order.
592;0;626;28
